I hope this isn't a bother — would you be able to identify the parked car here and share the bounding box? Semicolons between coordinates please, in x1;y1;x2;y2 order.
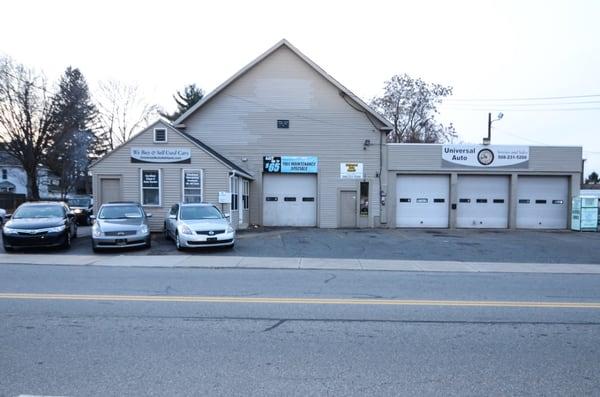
2;202;77;251
164;203;235;250
0;208;6;225
91;202;152;252
67;196;94;225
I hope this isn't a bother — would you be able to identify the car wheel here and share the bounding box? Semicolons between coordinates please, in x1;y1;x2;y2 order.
227;242;235;249
3;244;14;252
73;226;78;239
92;244;100;253
62;231;72;249
175;233;183;251
145;236;152;249
164;225;170;241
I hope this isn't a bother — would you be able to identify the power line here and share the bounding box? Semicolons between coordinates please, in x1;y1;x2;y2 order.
444;106;600;112
445;100;600;107
447;93;600;102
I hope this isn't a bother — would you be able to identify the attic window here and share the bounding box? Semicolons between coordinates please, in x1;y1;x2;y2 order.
154;128;167;143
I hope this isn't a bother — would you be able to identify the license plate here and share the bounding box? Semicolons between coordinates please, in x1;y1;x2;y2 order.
115;238;127;245
207;237;217;242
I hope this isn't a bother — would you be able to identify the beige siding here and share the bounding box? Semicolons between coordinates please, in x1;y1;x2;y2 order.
388;144;582;173
181;46;384;228
91;121;231;231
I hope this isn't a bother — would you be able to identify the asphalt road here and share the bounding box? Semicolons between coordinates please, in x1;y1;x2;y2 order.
3;226;600;264
1;264;599;396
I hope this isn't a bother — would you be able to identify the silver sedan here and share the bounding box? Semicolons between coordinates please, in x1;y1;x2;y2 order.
164;203;235;250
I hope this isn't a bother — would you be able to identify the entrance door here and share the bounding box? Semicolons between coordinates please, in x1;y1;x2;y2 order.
263;174;317;226
100;178;121;204
517;176;568;229
340;190;357;228
456;175;509;228
396;175;449;228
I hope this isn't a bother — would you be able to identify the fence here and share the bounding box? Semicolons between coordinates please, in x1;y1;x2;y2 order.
0;192;26;213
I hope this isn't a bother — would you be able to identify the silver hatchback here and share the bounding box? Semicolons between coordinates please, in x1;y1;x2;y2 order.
91;202;152;252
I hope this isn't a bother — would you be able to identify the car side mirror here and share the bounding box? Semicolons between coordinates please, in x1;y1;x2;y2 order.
146;213;153;218
5;214;11;220
168;214;176;219
89;215;96;220
67;212;75;218
224;214;231;219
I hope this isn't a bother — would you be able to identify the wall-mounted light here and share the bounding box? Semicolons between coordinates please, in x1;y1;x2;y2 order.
363;139;371;150
241;157;248;162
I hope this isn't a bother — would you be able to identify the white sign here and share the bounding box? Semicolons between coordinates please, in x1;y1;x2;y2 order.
218;191;232;204
340;162;364;179
442;145;529;168
131;147;191;163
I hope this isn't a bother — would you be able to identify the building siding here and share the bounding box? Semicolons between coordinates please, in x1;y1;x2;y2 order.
91;121;232;231
181;46;385;228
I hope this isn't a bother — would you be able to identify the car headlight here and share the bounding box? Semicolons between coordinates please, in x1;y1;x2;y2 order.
226;225;234;233
46;225;66;233
179;224;193;235
139;225;149;235
3;226;18;235
92;224;102;237
74;209;83;214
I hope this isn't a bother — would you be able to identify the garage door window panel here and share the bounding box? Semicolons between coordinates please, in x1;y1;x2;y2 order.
141;169;161;206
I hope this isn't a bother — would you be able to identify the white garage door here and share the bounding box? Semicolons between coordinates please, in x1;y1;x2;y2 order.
457;175;509;228
396;175;449;228
517;176;568;229
263;174;317;226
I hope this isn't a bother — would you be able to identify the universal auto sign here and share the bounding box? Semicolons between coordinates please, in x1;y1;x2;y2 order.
442;145;529;168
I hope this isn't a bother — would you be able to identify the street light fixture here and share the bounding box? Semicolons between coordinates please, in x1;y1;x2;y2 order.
484;112;504;145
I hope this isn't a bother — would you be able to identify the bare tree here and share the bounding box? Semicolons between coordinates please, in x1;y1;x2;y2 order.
95;80;158;150
371;74;457;143
0;56;60;200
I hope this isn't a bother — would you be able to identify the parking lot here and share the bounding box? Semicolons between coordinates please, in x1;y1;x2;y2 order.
1;226;599;264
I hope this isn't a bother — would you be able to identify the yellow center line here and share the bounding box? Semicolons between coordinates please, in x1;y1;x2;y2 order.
0;292;599;309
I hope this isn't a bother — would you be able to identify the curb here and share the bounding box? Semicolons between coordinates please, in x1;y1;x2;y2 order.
1;254;600;274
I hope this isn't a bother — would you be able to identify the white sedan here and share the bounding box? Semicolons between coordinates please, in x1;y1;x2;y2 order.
164;203;235;250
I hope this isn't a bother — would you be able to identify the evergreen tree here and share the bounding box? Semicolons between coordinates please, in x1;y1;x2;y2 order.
46;67;101;197
162;83;204;121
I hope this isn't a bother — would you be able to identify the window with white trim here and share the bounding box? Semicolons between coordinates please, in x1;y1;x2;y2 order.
141;169;161;206
242;180;249;210
182;169;203;203
153;128;167;143
230;176;239;211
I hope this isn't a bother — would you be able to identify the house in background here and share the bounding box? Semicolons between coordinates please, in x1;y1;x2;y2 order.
0;150;61;199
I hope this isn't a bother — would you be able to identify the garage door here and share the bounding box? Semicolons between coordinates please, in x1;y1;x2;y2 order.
517;176;568;229
100;178;121;204
263;174;317;226
457;175;509;228
396;175;449;228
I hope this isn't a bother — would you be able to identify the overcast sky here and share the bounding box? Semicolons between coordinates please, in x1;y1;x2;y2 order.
1;0;598;175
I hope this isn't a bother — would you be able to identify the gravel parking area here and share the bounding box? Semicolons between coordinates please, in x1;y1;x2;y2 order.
1;226;599;264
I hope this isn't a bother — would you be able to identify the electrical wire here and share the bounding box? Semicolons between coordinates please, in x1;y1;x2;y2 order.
446;93;600;102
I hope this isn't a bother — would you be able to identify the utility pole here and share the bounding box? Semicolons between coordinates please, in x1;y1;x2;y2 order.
487;112;492;142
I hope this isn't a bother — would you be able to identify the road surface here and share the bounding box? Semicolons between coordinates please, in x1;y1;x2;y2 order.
1;264;599;396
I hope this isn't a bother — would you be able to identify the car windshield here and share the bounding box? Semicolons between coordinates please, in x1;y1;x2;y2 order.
13;205;64;219
99;205;143;219
180;206;223;220
68;198;90;207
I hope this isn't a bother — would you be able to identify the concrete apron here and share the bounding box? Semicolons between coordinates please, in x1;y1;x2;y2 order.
1;254;600;274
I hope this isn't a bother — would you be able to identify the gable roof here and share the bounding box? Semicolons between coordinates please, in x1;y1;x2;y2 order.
174;39;393;131
90;119;253;179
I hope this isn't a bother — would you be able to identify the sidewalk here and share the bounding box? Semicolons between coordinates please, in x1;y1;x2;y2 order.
1;254;600;274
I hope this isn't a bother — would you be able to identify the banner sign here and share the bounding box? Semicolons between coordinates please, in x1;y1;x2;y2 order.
131;147;191;164
183;171;201;188
141;170;159;188
442;145;529;168
340;162;364;179
263;156;318;173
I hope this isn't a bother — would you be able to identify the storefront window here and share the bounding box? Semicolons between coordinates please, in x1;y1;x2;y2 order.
360;181;369;216
230;176;239;211
183;170;203;203
141;169;160;206
243;180;249;210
